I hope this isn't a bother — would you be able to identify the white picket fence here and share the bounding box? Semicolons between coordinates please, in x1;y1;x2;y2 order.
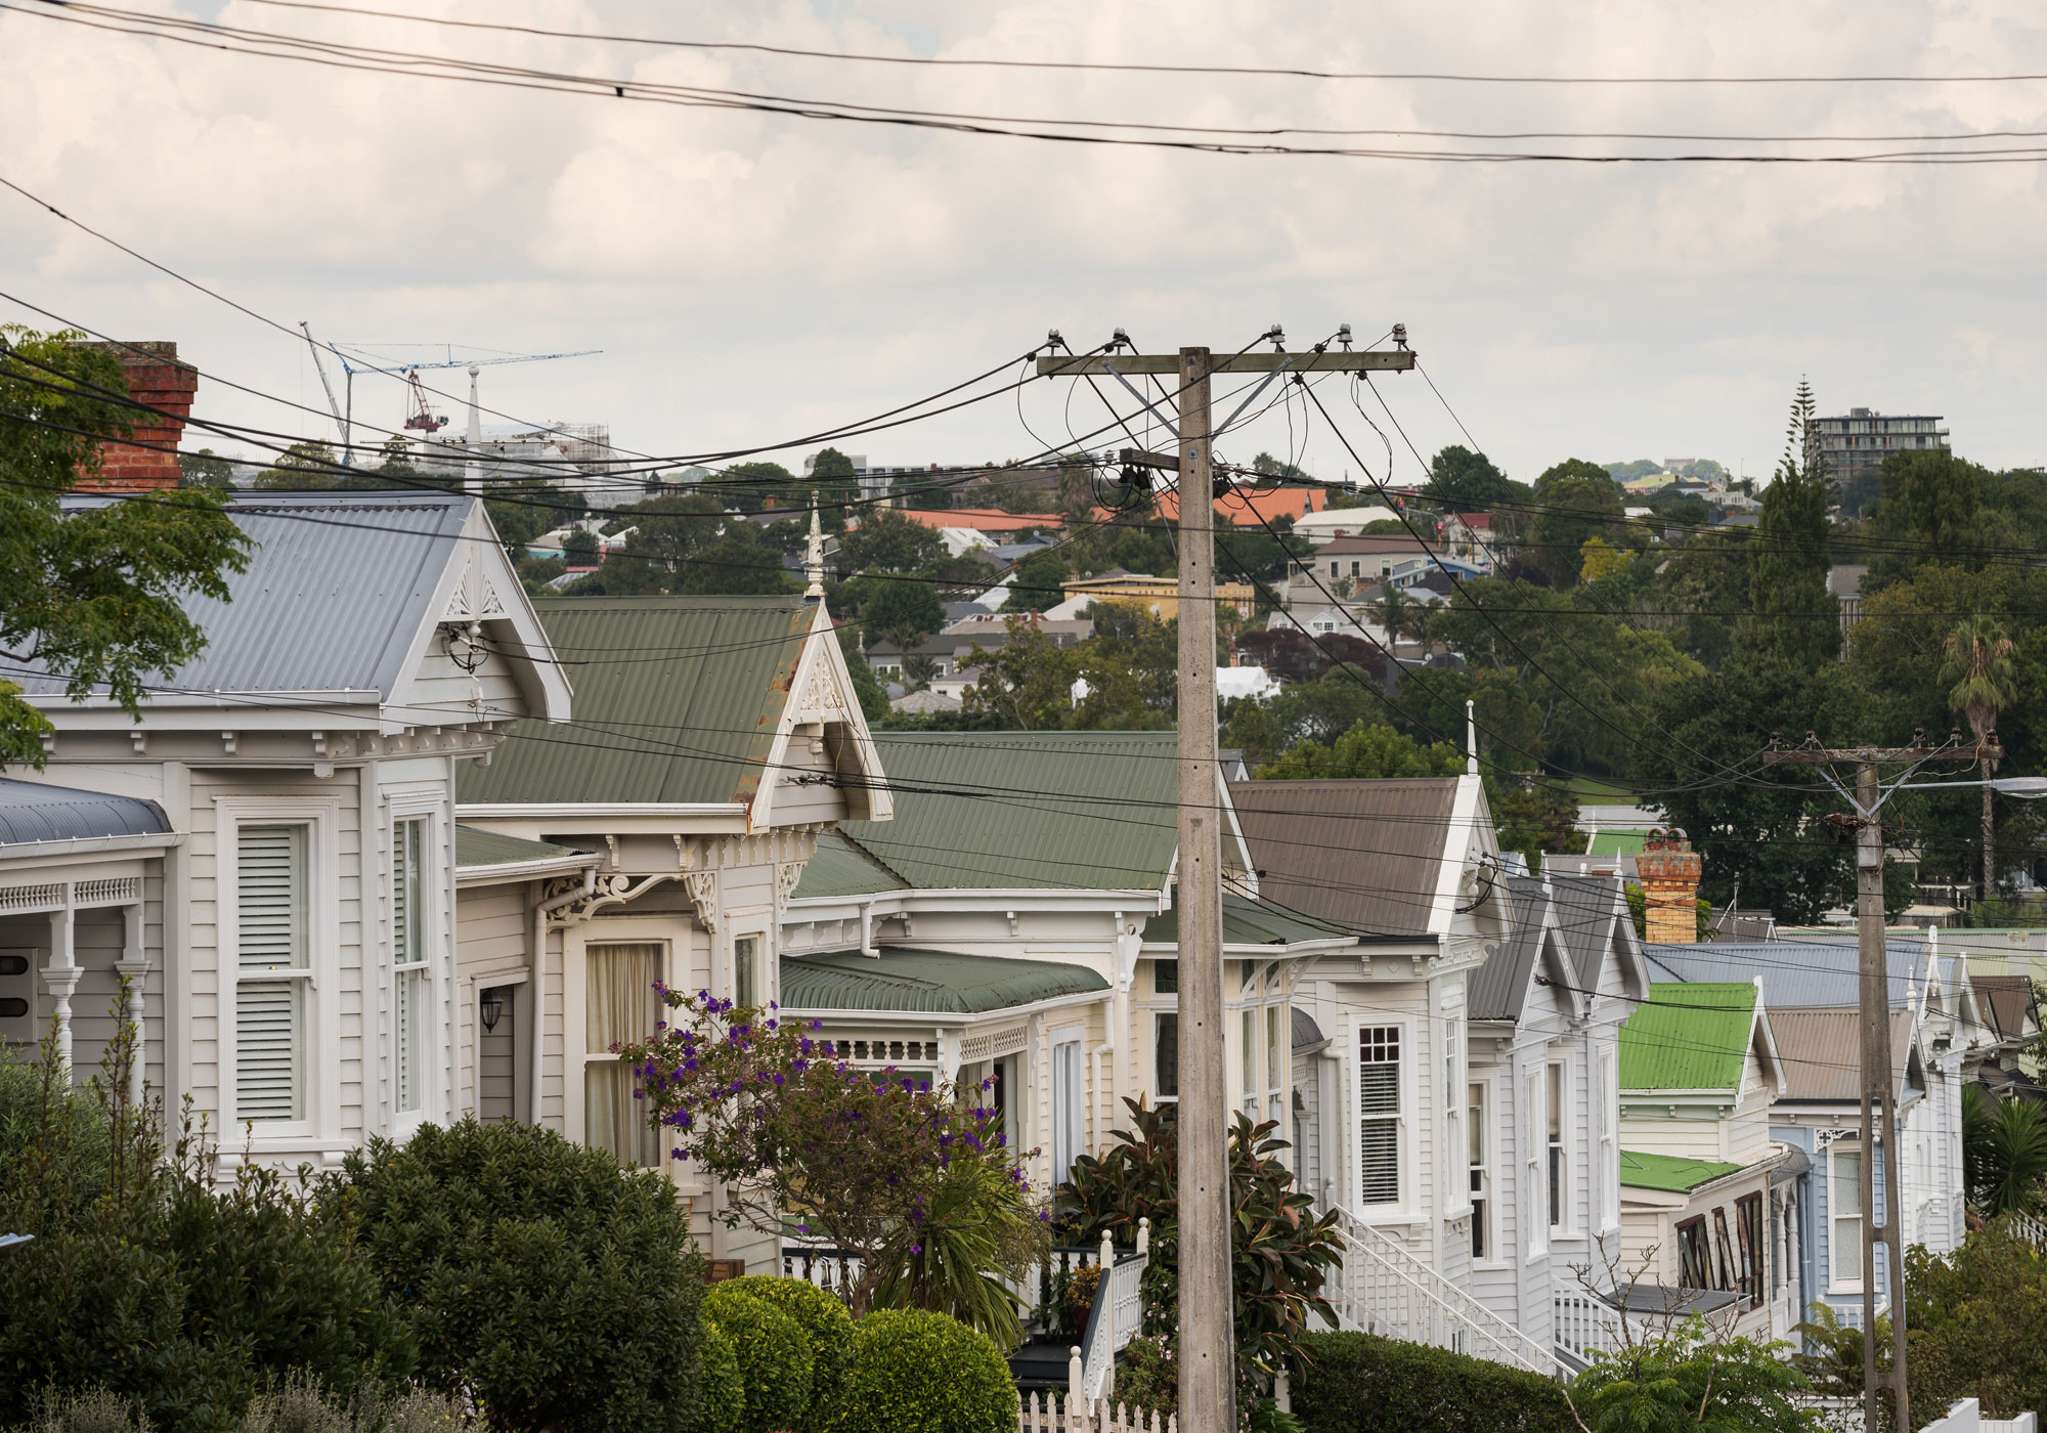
1920;1397;2038;1433
1019;1391;1177;1433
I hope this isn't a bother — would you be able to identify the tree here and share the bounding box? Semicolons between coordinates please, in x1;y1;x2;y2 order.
1528;459;1624;586
1001;549;1068;613
1962;1085;2047;1216
1578;535;1634;584
856;579;945;649
252;439;343;490
621;989;1048;1337
1576;1320;1823;1432
178;447;233;490
838;509;947;577
1424;445;1516;513
837;625;889;721
1742;382;1838;669
561;529;600;566
0;327;250;770
1373;584;1420;644
1943;615;2018;900
1250;451;1310;483
805;448;862;531
1895;1220;2047;1424
1253;719;1465;781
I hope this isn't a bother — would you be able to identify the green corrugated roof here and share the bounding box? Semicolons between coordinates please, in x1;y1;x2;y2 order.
460;596;812;807
455;825;585;869
793;830;908;899
840;730;1181;891
1619;981;1757;1092
1619;1148;1745;1194
1143;893;1351;948
1587;829;1652;858
779;948;1109;1015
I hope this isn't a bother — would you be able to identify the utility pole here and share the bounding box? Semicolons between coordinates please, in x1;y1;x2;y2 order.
1039;333;1414;1431
1762;737;1971;1433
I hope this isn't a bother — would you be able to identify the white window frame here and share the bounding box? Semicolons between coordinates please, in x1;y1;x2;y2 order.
390;810;436;1130
1152;1011;1180;1104
1829;1142;1865;1293
1442;1016;1470;1220
1599;1043;1621;1234
1469;1077;1496;1264
1547;1059;1571;1235
1052;1025;1085;1182
216;796;341;1147
1524;1065;1548;1261
563;921;674;1170
1351;1021;1409;1215
732;929;766;1012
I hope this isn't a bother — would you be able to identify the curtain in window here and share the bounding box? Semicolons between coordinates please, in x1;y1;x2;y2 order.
585;943;661;1168
1833;1148;1864;1284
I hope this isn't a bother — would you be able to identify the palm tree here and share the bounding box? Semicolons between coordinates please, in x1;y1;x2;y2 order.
1375;584;1415;646
1962;1083;2047;1215
1942;616;2018;902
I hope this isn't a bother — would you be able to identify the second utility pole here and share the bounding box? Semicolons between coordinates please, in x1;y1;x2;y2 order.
1040;335;1414;1432
1763;738;1969;1433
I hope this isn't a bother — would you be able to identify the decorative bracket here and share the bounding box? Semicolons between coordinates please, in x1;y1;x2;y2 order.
542;872;675;925
683;870;719;934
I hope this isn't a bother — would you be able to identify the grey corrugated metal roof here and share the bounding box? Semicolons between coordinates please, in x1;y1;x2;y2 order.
792;830;908;899
461;596;811;807
1228;778;1460;940
1644;938;1926;1011
454;825;585;870
1142;893;1353;948
1771;1009;1918;1103
843;731;1181;891
1972;974;2036;1043
13;494;473;698
1470;877;1548;1021
0;780;169;846
1550;873;1625;988
779;948;1108;1015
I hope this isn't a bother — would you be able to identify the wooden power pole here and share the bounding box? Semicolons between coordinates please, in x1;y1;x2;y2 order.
1039;336;1414;1431
1762;738;1971;1433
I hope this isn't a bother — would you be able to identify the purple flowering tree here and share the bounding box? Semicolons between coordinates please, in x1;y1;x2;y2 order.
619;987;1048;1344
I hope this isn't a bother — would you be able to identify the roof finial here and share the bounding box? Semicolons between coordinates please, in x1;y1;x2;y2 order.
804;502;825;601
1465;698;1478;776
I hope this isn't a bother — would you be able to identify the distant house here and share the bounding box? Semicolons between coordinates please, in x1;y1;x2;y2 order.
1616;980;1795;1344
1292;506;1402;543
1060;571;1256;621
1120;484;1328;529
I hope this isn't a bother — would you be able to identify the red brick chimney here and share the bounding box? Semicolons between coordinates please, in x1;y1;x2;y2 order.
1637;829;1704;944
73;342;198;492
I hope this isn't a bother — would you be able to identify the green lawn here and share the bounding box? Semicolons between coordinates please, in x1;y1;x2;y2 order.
1562;776;1637;802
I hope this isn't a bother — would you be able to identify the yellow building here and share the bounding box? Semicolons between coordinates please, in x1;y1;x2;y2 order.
1060;571;1256;621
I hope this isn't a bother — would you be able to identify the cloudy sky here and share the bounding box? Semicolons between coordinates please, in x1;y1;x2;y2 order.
7;1;2047;486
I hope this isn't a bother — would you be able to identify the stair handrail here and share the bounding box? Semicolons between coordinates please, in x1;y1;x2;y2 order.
1333;1207;1569;1379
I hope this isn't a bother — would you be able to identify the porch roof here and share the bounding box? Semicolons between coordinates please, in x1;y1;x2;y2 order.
454;825;590;875
0;780;170;846
1142;893;1352;949
1618;1149;1744;1194
779;948;1108;1016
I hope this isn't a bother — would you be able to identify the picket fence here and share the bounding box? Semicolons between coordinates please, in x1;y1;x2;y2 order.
1019;1391;1176;1433
1919;1398;2038;1433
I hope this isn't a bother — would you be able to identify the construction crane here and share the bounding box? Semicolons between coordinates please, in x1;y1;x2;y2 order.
298;327;599;468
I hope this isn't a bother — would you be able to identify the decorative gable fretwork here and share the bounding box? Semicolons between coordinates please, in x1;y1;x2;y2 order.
442;551;510;625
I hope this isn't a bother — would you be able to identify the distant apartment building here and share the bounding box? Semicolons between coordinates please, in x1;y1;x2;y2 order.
1807;408;1950;500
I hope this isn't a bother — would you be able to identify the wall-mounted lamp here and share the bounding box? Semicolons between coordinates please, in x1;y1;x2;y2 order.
479;986;505;1033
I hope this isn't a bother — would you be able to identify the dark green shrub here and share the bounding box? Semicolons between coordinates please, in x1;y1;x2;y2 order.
832;1309;1017;1433
0;1019;411;1433
1112;1334;1176;1420
1291;1331;1575;1433
696;1320;745;1433
710;1278;851;1422
326;1118;706;1433
702;1286;812;1433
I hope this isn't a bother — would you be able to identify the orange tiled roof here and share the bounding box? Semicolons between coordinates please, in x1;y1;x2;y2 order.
890;508;1066;533
1137;485;1328;527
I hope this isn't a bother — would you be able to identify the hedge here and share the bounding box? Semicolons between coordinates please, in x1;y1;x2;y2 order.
709;1278;853;1426
702;1285;813;1433
1291;1331;1576;1433
697;1320;746;1433
831;1309;1017;1433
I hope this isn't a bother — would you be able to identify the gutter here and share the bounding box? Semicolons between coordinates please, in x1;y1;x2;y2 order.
456;851;599;888
0;831;184;860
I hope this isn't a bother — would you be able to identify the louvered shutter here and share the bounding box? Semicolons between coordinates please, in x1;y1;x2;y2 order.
1358;1026;1402;1206
236;825;305;1121
393;819;427;1115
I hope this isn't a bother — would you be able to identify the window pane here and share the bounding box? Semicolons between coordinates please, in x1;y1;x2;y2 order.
1834;1149;1861;1209
1547;1064;1563;1139
1241;1009;1256;1099
1154;961;1178;995
735;935;760;1010
585;1060;660;1168
1267;1006;1282;1090
236;979;303;1121
393;819;427;1115
1155;1014;1179;1098
587;943;662;1050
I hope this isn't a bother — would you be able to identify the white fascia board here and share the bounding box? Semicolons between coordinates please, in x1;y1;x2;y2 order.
1618;1186;1692;1213
455;803;750;837
31;693;385;730
1428;775;1482;939
781;988;1111;1029
455;852;601;888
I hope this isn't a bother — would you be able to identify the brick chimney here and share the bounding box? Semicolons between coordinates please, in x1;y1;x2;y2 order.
72;341;198;492
1637;830;1703;944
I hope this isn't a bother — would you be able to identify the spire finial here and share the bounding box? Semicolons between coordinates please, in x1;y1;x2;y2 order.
1465;699;1478;776
804;503;825;600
